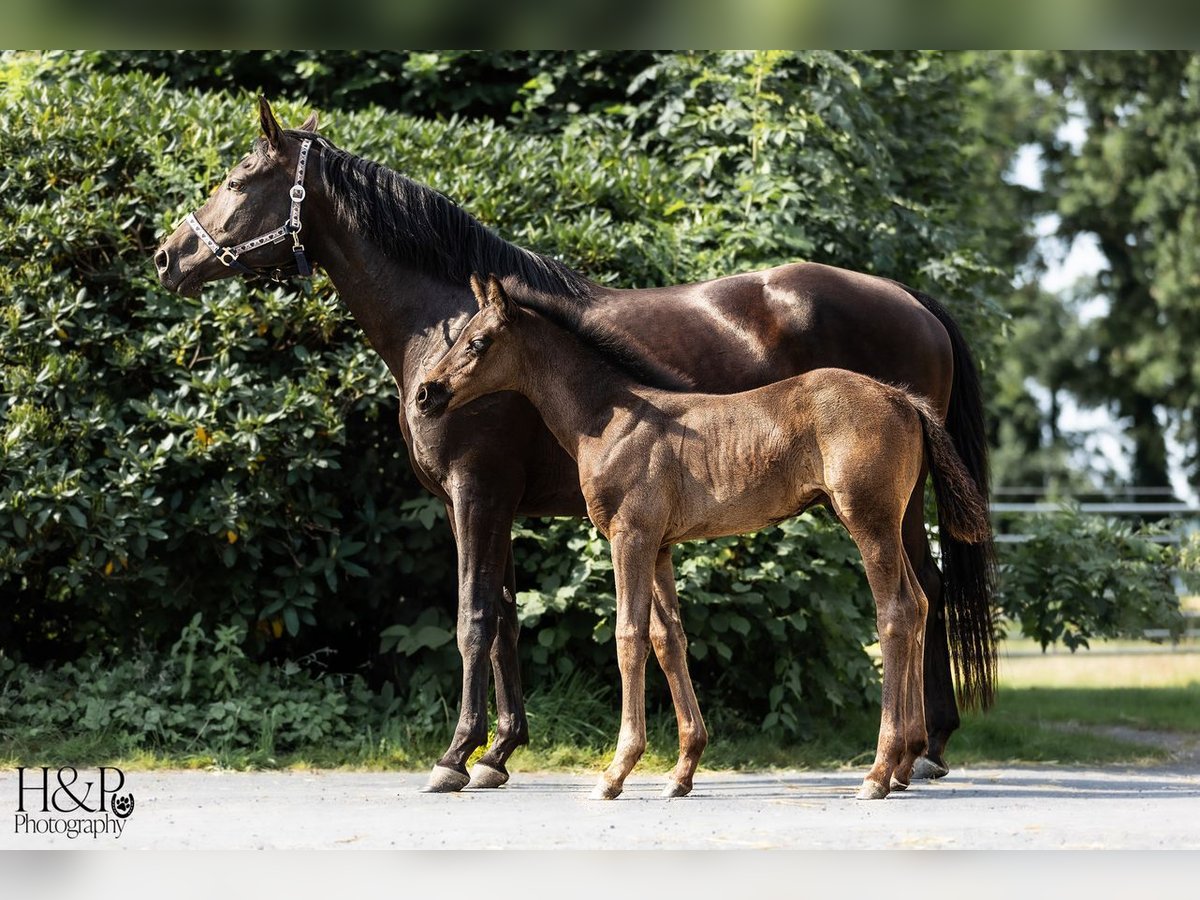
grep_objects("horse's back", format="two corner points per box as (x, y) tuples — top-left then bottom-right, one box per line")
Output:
(588, 262), (953, 404)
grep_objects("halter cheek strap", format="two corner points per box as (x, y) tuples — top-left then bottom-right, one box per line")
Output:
(185, 138), (313, 281)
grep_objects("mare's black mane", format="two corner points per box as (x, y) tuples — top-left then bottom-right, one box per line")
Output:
(289, 129), (593, 300)
(290, 129), (692, 391)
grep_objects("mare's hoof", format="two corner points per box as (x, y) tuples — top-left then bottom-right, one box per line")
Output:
(661, 780), (693, 798)
(420, 765), (470, 793)
(589, 780), (623, 800)
(889, 775), (910, 792)
(856, 779), (890, 801)
(468, 762), (510, 789)
(910, 756), (950, 781)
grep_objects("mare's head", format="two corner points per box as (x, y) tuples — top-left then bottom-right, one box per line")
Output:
(415, 274), (524, 417)
(154, 98), (319, 296)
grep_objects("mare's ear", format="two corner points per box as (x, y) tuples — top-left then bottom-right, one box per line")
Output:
(258, 97), (284, 151)
(468, 273), (488, 310)
(486, 275), (516, 322)
(298, 110), (320, 133)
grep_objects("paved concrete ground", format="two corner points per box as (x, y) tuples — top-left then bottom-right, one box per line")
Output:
(3, 765), (1198, 850)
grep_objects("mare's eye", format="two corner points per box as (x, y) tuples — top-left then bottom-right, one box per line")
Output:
(228, 180), (243, 192)
(469, 337), (490, 355)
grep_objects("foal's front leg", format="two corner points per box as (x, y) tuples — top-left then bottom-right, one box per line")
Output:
(591, 530), (658, 800)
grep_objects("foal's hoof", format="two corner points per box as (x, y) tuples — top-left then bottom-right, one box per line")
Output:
(855, 779), (890, 801)
(889, 775), (910, 792)
(661, 780), (693, 799)
(910, 756), (950, 781)
(420, 765), (470, 793)
(589, 779), (623, 800)
(468, 762), (510, 789)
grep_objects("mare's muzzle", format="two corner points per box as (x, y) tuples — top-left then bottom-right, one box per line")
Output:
(415, 380), (451, 417)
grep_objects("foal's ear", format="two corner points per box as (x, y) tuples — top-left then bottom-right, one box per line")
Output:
(486, 275), (516, 322)
(298, 110), (320, 134)
(468, 273), (488, 310)
(258, 97), (284, 151)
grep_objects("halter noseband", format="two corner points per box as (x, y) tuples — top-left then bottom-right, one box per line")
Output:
(185, 138), (314, 282)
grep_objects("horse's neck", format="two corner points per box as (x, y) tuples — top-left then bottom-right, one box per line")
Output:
(314, 227), (470, 400)
(514, 314), (656, 459)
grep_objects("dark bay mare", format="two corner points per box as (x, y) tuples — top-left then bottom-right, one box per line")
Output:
(417, 275), (994, 799)
(154, 99), (995, 792)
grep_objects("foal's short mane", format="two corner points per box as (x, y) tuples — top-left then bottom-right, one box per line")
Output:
(510, 287), (696, 392)
(288, 129), (594, 300)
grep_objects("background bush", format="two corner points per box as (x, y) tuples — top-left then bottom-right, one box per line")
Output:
(0, 51), (1187, 757)
(996, 508), (1187, 651)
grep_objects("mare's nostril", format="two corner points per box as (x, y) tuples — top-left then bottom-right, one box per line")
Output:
(415, 385), (430, 410)
(154, 249), (170, 276)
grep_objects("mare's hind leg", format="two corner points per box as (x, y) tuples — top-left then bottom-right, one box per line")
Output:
(902, 480), (959, 780)
(591, 530), (657, 800)
(844, 520), (928, 800)
(650, 549), (708, 798)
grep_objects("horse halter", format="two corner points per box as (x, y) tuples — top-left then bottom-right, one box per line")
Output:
(184, 138), (313, 281)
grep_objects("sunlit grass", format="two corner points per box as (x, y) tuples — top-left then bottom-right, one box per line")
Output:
(5, 643), (1198, 773)
(999, 640), (1200, 689)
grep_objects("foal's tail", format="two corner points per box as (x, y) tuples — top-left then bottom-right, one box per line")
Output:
(908, 394), (997, 711)
(909, 396), (991, 544)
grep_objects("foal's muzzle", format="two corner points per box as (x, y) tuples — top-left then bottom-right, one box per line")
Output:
(414, 381), (451, 417)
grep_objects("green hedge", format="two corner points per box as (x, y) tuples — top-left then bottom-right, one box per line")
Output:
(54, 51), (659, 128)
(997, 509), (1189, 651)
(2, 52), (1180, 754)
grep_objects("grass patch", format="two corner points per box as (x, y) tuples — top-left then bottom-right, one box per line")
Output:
(951, 685), (1200, 766)
(5, 653), (1198, 773)
(989, 684), (1200, 734)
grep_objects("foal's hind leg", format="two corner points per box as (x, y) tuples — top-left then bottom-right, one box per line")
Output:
(650, 549), (708, 798)
(902, 479), (958, 780)
(887, 555), (930, 792)
(845, 522), (927, 800)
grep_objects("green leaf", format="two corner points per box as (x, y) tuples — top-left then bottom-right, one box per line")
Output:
(411, 625), (453, 650)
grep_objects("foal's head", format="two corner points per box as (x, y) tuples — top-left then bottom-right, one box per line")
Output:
(415, 274), (524, 417)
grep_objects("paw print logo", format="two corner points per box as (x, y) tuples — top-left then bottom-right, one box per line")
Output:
(111, 794), (135, 819)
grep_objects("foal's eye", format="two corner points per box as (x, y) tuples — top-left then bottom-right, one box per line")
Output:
(228, 180), (243, 192)
(469, 337), (490, 355)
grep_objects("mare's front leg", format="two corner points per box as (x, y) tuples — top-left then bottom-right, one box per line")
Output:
(423, 487), (519, 792)
(591, 530), (658, 800)
(469, 547), (529, 788)
(651, 549), (708, 798)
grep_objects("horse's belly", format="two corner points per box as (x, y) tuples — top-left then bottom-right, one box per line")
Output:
(669, 481), (826, 543)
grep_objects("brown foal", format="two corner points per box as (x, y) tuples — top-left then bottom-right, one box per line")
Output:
(417, 275), (993, 800)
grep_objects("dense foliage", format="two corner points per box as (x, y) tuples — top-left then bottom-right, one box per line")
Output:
(997, 508), (1186, 651)
(0, 52), (1189, 758)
